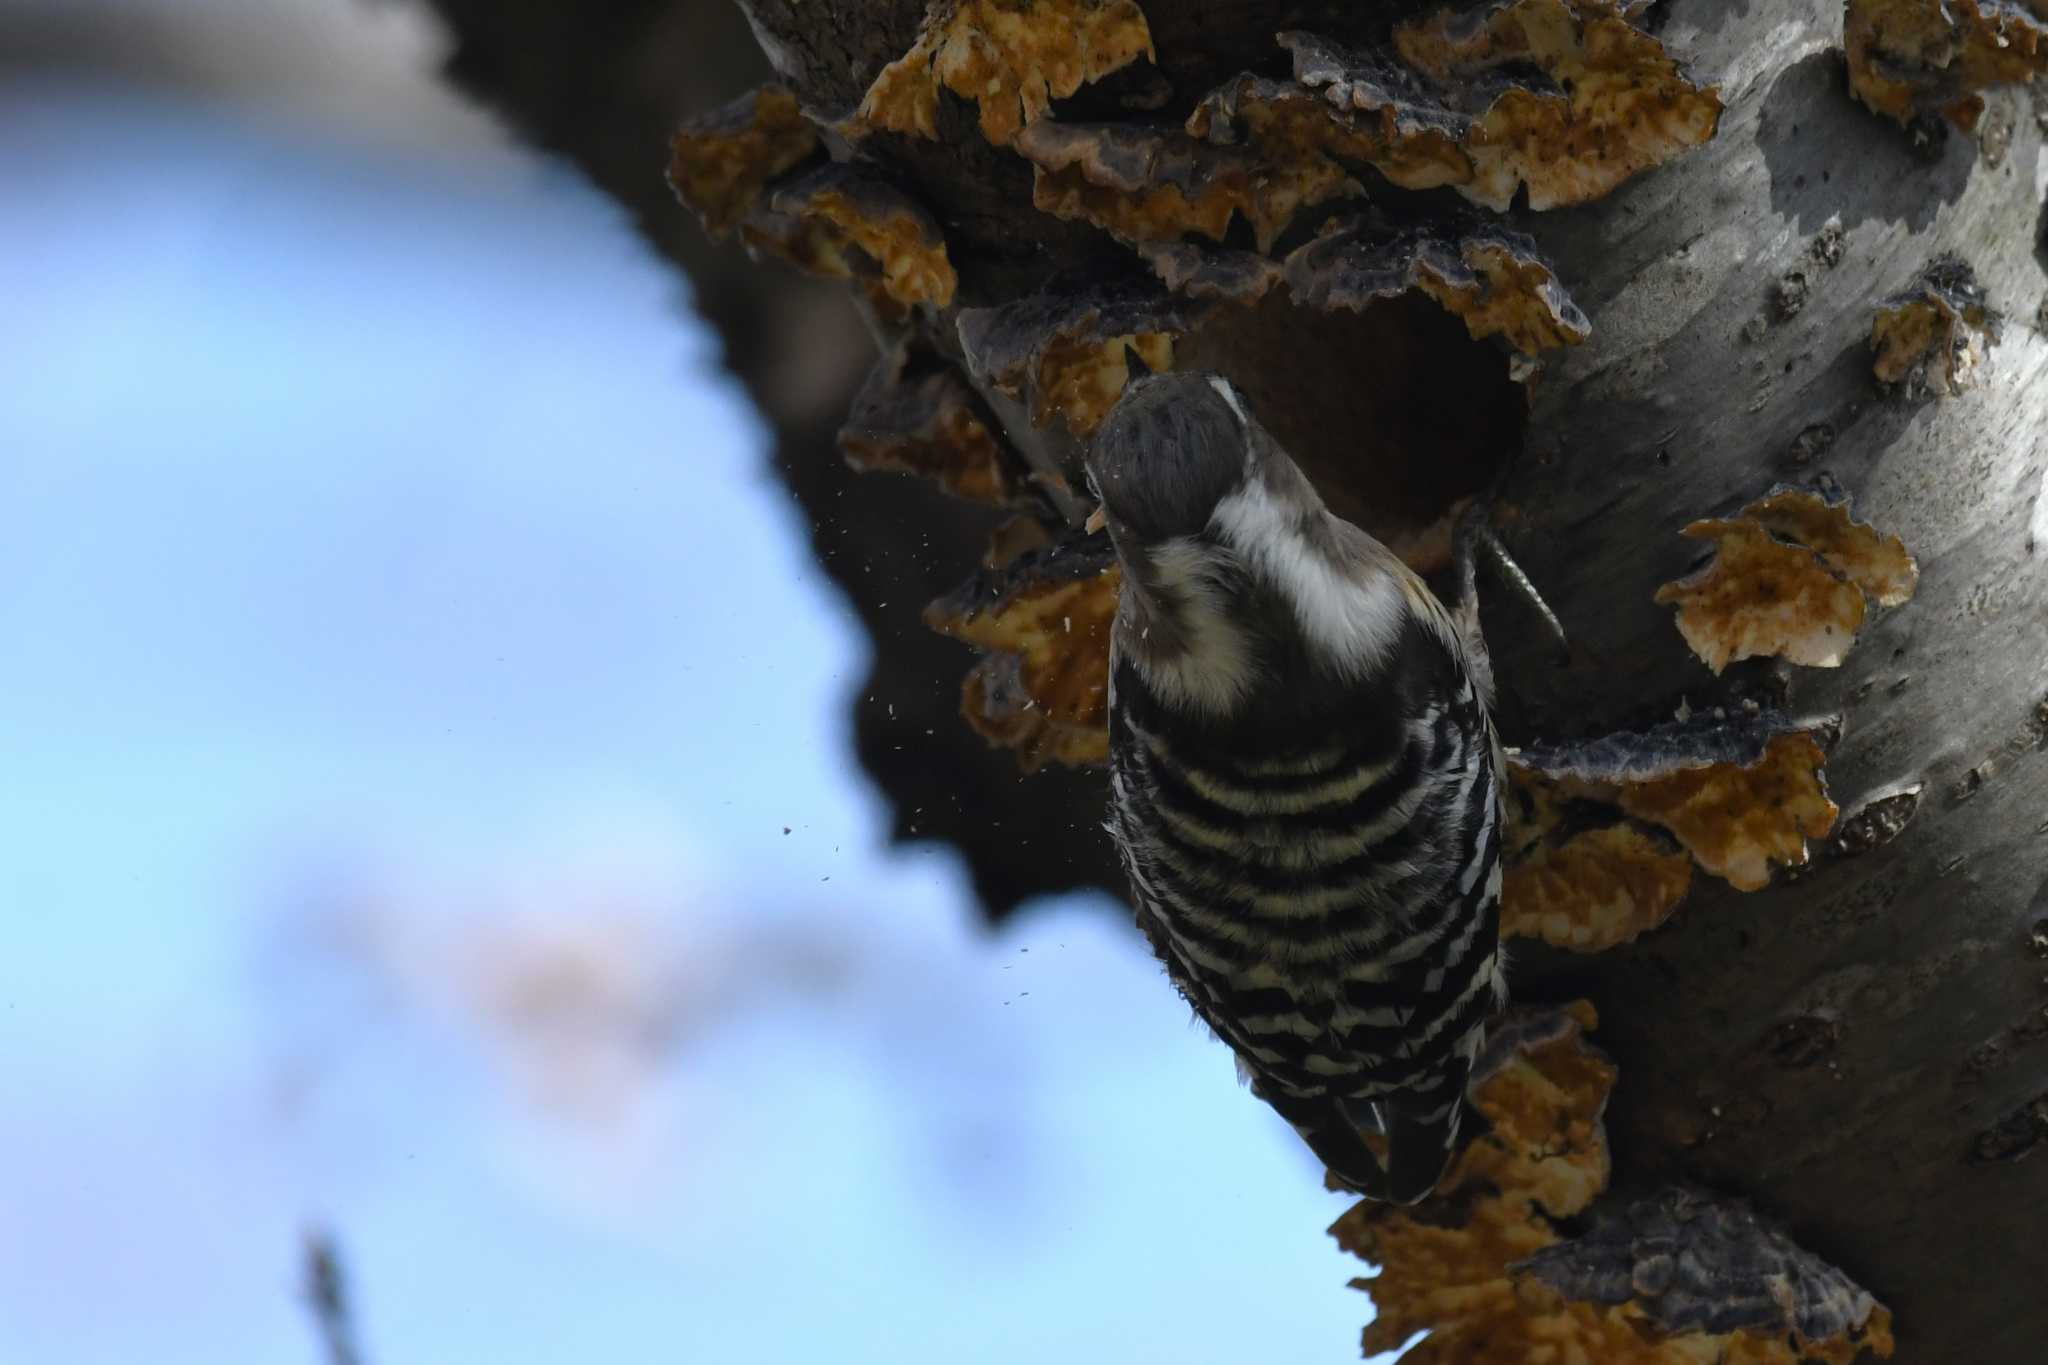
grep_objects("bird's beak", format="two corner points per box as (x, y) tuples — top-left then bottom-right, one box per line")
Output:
(1085, 504), (1108, 535)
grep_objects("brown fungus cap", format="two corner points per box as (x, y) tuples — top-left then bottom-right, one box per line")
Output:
(1870, 256), (2000, 398)
(1013, 119), (1359, 254)
(1281, 219), (1591, 356)
(1339, 1007), (1891, 1364)
(851, 0), (1156, 146)
(1512, 714), (1840, 897)
(1513, 1187), (1895, 1364)
(1846, 0), (2048, 133)
(839, 348), (1039, 507)
(1189, 7), (1720, 216)
(924, 533), (1119, 770)
(665, 85), (819, 239)
(1657, 485), (1919, 675)
(956, 282), (1197, 438)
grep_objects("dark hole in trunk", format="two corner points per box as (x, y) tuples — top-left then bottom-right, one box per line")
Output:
(1174, 289), (1521, 563)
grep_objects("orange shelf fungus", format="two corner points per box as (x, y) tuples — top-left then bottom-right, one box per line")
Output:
(1503, 715), (1840, 949)
(667, 88), (957, 316)
(1845, 0), (2048, 134)
(1139, 243), (1288, 303)
(924, 535), (1120, 770)
(1870, 256), (2000, 398)
(665, 85), (819, 239)
(1139, 221), (1591, 368)
(1281, 220), (1592, 357)
(1658, 486), (1919, 675)
(1013, 120), (1358, 254)
(1611, 731), (1839, 893)
(1190, 7), (1721, 216)
(1740, 489), (1919, 608)
(768, 165), (959, 311)
(1338, 1007), (1892, 1363)
(1502, 824), (1694, 952)
(1337, 1003), (1619, 1361)
(1659, 518), (1870, 672)
(726, 164), (961, 320)
(839, 349), (1038, 507)
(1388, 0), (1723, 210)
(957, 283), (1195, 438)
(1514, 1188), (1896, 1364)
(852, 0), (1155, 146)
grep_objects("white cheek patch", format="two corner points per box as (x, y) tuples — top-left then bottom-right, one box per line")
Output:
(1208, 375), (1248, 423)
(1205, 377), (1257, 479)
(1133, 536), (1261, 717)
(1211, 480), (1407, 677)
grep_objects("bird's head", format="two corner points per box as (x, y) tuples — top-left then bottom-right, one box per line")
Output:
(1084, 369), (1417, 719)
(1085, 370), (1305, 554)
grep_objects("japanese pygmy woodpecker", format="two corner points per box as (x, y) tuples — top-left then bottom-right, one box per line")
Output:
(1088, 370), (1512, 1204)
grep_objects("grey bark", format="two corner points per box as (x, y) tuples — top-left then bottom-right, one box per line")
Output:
(1498, 15), (2048, 1357)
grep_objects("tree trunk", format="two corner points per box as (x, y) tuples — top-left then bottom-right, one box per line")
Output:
(426, 0), (2048, 1359)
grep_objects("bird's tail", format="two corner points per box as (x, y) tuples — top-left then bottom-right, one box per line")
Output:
(1261, 1075), (1479, 1205)
(1373, 1078), (1471, 1206)
(1256, 1082), (1396, 1200)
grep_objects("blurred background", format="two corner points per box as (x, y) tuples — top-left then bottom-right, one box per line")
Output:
(0, 2), (1381, 1360)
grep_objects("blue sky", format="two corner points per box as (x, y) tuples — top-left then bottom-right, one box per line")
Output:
(0, 60), (1384, 1365)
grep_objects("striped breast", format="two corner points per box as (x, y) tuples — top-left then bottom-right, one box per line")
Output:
(1108, 656), (1505, 1104)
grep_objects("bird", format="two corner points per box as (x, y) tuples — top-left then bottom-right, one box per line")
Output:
(1085, 367), (1545, 1204)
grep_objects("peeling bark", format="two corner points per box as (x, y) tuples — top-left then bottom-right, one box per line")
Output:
(427, 0), (2048, 1359)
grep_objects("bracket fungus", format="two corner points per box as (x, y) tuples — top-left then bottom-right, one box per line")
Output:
(924, 533), (1119, 770)
(956, 282), (1194, 437)
(851, 0), (1156, 146)
(1388, 0), (1724, 209)
(1589, 728), (1838, 893)
(1507, 713), (1839, 946)
(1012, 120), (1359, 254)
(1502, 822), (1695, 953)
(1514, 1187), (1895, 1362)
(749, 164), (959, 313)
(1142, 220), (1590, 362)
(1190, 10), (1721, 215)
(1281, 219), (1592, 357)
(1337, 1002), (1619, 1362)
(1737, 488), (1920, 608)
(839, 347), (1039, 506)
(1845, 0), (2048, 135)
(1340, 1008), (1892, 1363)
(1657, 486), (1919, 675)
(1138, 242), (1287, 302)
(665, 85), (820, 238)
(1870, 256), (2000, 398)
(1189, 52), (1469, 204)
